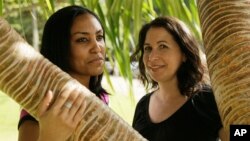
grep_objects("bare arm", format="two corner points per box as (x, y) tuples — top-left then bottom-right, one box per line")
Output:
(18, 120), (39, 141)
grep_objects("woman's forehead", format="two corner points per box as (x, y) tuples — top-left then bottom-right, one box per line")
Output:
(71, 14), (103, 34)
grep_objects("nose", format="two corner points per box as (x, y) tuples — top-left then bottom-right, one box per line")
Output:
(91, 40), (102, 53)
(148, 49), (159, 61)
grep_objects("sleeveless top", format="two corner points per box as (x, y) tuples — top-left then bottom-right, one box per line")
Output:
(132, 86), (222, 141)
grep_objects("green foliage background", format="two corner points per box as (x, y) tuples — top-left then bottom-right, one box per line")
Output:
(0, 0), (201, 94)
(0, 0), (201, 140)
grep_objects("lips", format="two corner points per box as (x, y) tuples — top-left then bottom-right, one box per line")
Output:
(148, 64), (165, 68)
(148, 64), (165, 71)
(88, 56), (104, 64)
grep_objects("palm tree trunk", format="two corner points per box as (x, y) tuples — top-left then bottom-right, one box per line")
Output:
(0, 18), (146, 141)
(197, 0), (250, 138)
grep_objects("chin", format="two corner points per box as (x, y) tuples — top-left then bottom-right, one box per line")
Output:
(150, 75), (162, 82)
(91, 70), (103, 76)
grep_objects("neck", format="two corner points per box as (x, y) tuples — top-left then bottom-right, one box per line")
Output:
(157, 79), (184, 100)
(69, 72), (90, 88)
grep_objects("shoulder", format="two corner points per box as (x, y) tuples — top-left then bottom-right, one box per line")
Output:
(96, 87), (109, 105)
(18, 109), (38, 129)
(132, 92), (152, 128)
(136, 92), (152, 108)
(133, 92), (151, 118)
(192, 85), (217, 109)
(99, 91), (109, 105)
(192, 85), (214, 103)
(191, 85), (222, 129)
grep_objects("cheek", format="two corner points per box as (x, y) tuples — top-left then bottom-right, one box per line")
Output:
(142, 54), (148, 64)
(99, 41), (106, 48)
(169, 55), (183, 70)
(142, 55), (147, 65)
(142, 55), (149, 71)
(70, 52), (88, 66)
(71, 50), (85, 59)
(142, 53), (149, 61)
(101, 47), (106, 55)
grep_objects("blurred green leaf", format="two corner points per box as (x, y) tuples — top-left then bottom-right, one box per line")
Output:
(45, 0), (54, 13)
(0, 0), (3, 16)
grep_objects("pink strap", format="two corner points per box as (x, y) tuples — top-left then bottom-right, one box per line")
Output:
(20, 109), (29, 119)
(101, 93), (109, 105)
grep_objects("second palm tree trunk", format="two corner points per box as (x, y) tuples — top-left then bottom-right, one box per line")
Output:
(197, 0), (250, 138)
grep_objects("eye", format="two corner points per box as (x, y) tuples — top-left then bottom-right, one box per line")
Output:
(97, 35), (104, 41)
(76, 37), (88, 42)
(159, 44), (168, 49)
(143, 46), (152, 52)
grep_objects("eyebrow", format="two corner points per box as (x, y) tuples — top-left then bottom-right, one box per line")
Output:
(72, 29), (103, 35)
(157, 40), (168, 44)
(144, 40), (168, 46)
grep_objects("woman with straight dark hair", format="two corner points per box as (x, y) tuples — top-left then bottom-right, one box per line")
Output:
(18, 5), (109, 141)
(132, 16), (227, 141)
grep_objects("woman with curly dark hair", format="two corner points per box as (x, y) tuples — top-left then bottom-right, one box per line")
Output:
(132, 16), (226, 141)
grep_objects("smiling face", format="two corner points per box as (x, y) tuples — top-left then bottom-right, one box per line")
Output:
(143, 27), (186, 83)
(69, 13), (105, 78)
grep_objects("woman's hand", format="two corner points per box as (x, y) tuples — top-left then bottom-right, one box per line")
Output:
(37, 87), (86, 141)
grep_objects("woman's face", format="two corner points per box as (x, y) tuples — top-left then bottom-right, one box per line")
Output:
(69, 13), (105, 77)
(143, 27), (186, 83)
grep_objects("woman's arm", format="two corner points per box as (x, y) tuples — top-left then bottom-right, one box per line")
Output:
(19, 88), (85, 141)
(18, 120), (39, 141)
(37, 89), (85, 141)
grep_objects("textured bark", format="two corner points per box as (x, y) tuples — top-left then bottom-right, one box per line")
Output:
(0, 18), (146, 141)
(197, 0), (250, 137)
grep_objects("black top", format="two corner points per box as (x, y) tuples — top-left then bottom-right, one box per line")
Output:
(132, 86), (222, 141)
